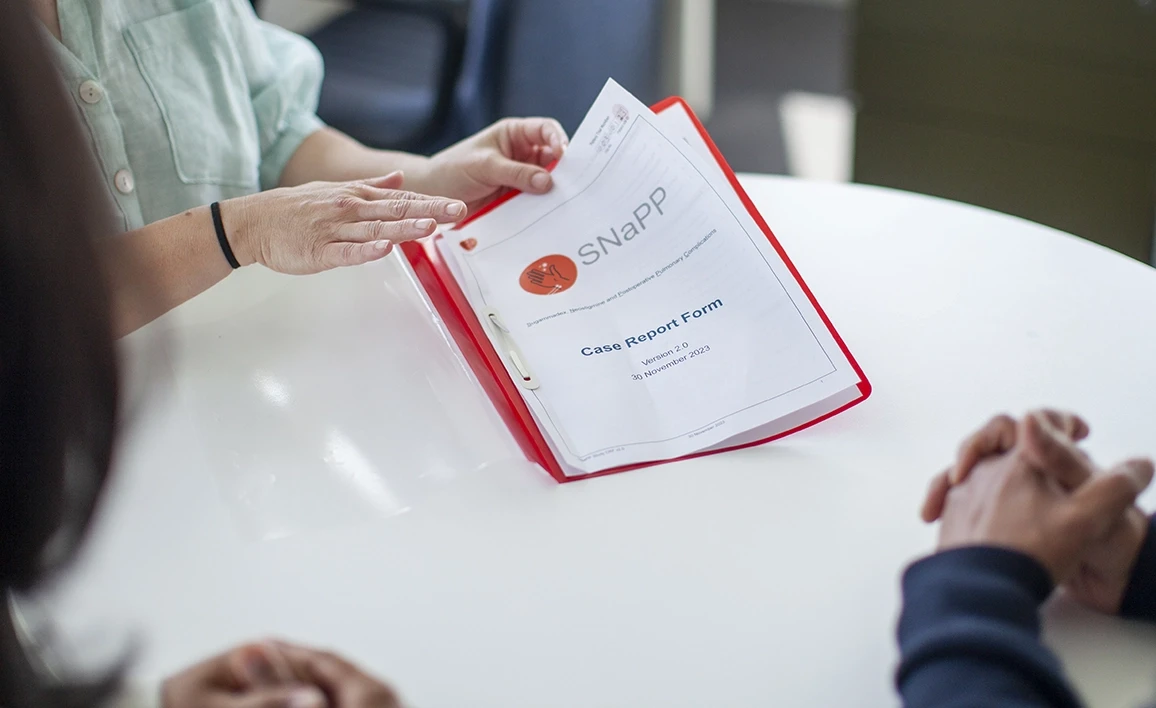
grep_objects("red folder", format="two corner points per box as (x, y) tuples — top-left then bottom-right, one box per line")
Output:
(400, 96), (871, 483)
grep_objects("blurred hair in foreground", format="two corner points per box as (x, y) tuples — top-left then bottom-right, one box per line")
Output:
(0, 1), (163, 706)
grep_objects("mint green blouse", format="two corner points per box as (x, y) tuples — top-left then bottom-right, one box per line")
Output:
(47, 0), (325, 230)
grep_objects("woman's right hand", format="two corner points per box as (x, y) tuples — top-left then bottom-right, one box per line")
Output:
(222, 171), (466, 274)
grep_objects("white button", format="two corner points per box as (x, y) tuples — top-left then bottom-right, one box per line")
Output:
(113, 169), (134, 195)
(78, 80), (104, 105)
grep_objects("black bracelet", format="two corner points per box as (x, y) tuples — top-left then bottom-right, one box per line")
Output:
(210, 201), (241, 269)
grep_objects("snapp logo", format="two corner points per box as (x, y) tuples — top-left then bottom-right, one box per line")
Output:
(519, 255), (578, 295)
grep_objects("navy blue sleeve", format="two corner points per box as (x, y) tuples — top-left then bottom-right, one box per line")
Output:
(897, 547), (1083, 708)
(1120, 517), (1156, 622)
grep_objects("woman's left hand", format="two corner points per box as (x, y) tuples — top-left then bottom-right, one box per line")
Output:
(412, 117), (569, 212)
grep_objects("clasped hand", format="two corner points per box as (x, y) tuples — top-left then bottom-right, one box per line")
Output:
(163, 641), (402, 708)
(923, 411), (1153, 613)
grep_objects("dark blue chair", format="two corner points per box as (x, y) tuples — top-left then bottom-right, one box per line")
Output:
(308, 0), (468, 151)
(308, 0), (664, 154)
(496, 1), (664, 135)
(424, 0), (508, 150)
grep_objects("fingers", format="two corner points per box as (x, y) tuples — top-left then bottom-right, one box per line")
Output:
(333, 192), (463, 250)
(505, 117), (569, 162)
(950, 411), (1088, 486)
(1021, 413), (1095, 490)
(164, 644), (326, 708)
(216, 685), (328, 708)
(273, 644), (403, 708)
(931, 409), (1090, 524)
(534, 145), (559, 167)
(487, 117), (568, 192)
(937, 410), (1089, 511)
(1064, 459), (1155, 542)
(303, 182), (457, 272)
(356, 197), (466, 223)
(534, 117), (569, 152)
(320, 239), (394, 269)
(1039, 410), (1090, 442)
(230, 643), (297, 689)
(355, 186), (445, 203)
(359, 171), (404, 191)
(532, 118), (569, 166)
(952, 414), (1017, 484)
(337, 216), (438, 245)
(921, 469), (952, 523)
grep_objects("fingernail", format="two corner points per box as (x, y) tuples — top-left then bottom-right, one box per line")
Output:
(288, 687), (327, 708)
(531, 172), (551, 190)
(374, 239), (391, 251)
(446, 202), (466, 217)
(414, 219), (435, 231)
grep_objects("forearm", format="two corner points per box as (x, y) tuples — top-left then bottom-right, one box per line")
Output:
(102, 205), (235, 337)
(897, 548), (1083, 708)
(279, 127), (431, 191)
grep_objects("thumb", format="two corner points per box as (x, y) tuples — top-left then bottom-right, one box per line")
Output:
(223, 685), (328, 708)
(361, 171), (405, 190)
(1065, 459), (1154, 541)
(483, 155), (553, 194)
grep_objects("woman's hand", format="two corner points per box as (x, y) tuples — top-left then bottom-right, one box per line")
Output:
(412, 118), (569, 212)
(224, 171), (466, 274)
(270, 642), (403, 708)
(162, 641), (403, 708)
(162, 643), (325, 708)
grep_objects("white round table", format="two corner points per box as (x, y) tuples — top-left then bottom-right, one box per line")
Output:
(42, 176), (1156, 707)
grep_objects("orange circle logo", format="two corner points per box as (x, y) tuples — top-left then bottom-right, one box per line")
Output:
(519, 255), (578, 295)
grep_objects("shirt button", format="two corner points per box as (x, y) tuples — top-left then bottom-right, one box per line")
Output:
(78, 80), (104, 105)
(113, 169), (135, 195)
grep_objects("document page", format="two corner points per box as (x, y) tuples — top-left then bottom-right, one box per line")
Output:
(440, 80), (861, 475)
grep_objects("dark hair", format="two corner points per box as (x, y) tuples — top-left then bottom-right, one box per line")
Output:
(0, 1), (123, 706)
